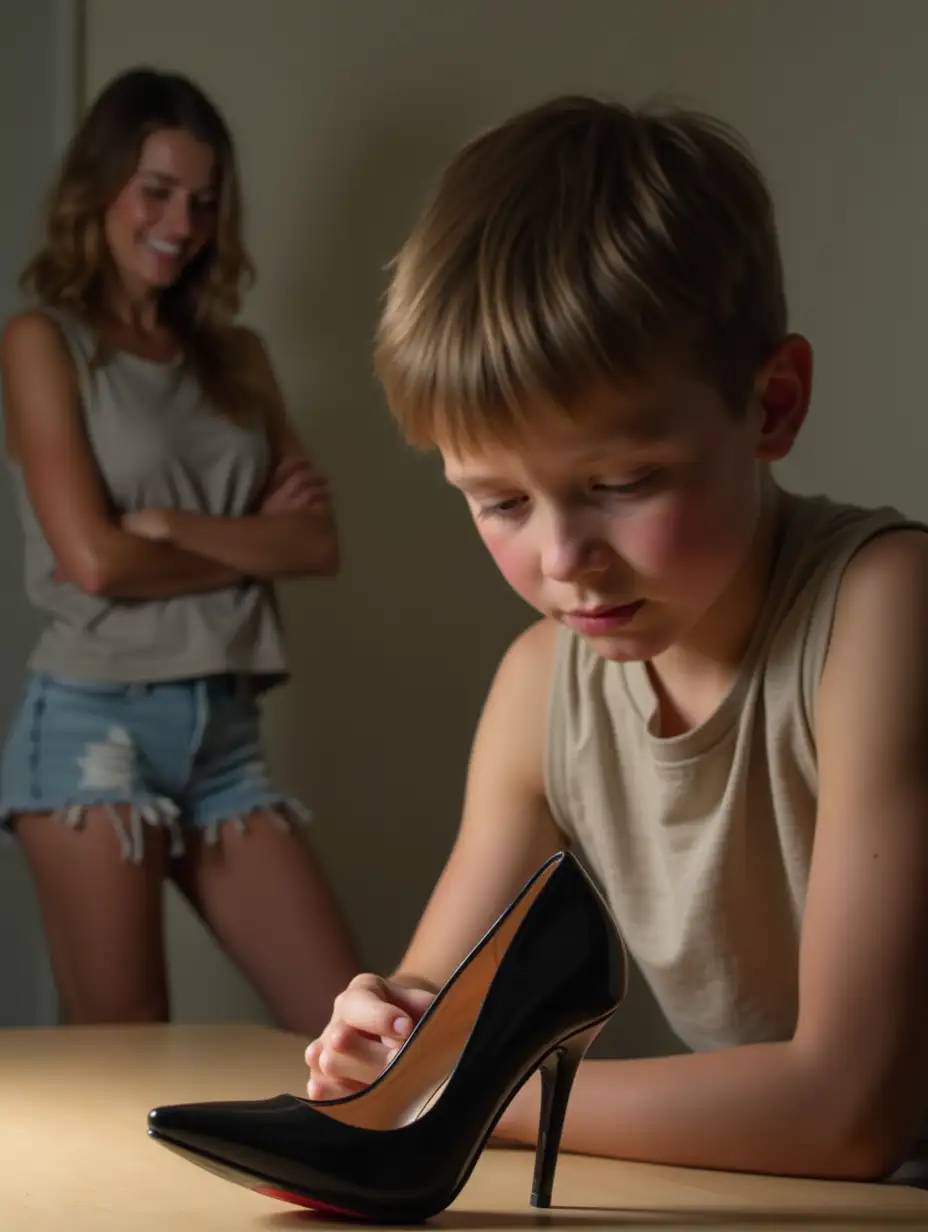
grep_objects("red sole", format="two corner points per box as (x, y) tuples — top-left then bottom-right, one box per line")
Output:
(254, 1185), (363, 1219)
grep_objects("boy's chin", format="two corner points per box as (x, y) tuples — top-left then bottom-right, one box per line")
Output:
(580, 635), (652, 663)
(570, 622), (678, 664)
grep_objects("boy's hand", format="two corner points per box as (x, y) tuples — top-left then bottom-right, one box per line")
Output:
(304, 973), (435, 1101)
(261, 455), (330, 516)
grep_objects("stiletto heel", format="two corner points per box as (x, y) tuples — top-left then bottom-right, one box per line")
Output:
(148, 851), (627, 1223)
(531, 1020), (603, 1209)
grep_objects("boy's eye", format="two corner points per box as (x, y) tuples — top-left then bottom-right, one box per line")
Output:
(142, 185), (171, 202)
(592, 471), (657, 496)
(477, 495), (527, 520)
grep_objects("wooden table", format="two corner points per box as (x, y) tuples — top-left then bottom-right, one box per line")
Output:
(2, 1024), (927, 1231)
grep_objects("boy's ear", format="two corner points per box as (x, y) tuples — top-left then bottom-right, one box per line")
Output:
(753, 334), (813, 462)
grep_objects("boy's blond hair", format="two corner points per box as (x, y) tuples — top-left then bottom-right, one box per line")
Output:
(375, 95), (786, 452)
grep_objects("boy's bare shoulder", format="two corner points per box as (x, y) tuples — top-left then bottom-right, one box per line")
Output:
(843, 524), (928, 578)
(830, 527), (928, 644)
(474, 618), (561, 788)
(495, 617), (560, 704)
(503, 615), (560, 663)
(820, 526), (928, 736)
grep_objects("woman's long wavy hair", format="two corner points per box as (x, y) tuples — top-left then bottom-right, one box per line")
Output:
(21, 67), (261, 419)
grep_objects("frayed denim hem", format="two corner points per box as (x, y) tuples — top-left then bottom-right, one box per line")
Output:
(196, 797), (313, 846)
(0, 795), (313, 863)
(0, 796), (182, 864)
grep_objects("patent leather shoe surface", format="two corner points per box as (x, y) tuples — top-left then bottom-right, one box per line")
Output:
(148, 850), (627, 1222)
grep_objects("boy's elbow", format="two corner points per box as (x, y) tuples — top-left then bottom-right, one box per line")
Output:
(826, 1124), (910, 1183)
(789, 1035), (918, 1182)
(808, 1089), (913, 1182)
(815, 1141), (899, 1184)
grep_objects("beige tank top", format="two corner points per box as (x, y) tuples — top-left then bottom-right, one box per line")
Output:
(10, 309), (288, 687)
(545, 493), (920, 1054)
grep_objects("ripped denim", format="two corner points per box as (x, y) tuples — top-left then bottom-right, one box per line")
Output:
(0, 673), (310, 863)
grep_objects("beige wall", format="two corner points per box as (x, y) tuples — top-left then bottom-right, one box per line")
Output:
(83, 0), (928, 1056)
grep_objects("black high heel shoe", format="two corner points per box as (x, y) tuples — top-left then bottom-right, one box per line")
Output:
(148, 851), (627, 1222)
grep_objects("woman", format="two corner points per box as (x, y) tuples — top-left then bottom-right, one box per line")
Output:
(0, 67), (360, 1032)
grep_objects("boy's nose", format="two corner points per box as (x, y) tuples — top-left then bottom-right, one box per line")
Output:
(541, 519), (611, 583)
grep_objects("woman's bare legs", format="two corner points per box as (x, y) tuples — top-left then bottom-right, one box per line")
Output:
(171, 813), (360, 1036)
(15, 808), (170, 1023)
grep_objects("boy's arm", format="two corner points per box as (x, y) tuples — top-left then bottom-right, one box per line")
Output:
(496, 530), (928, 1181)
(127, 330), (339, 580)
(394, 618), (565, 991)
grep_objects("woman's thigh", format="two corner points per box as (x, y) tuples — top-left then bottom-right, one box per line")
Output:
(16, 806), (170, 1023)
(0, 673), (183, 1023)
(172, 677), (360, 1034)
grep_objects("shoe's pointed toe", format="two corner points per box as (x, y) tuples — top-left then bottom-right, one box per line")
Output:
(147, 1101), (193, 1140)
(149, 1097), (243, 1149)
(148, 1099), (229, 1152)
(147, 1095), (384, 1218)
(148, 1095), (306, 1173)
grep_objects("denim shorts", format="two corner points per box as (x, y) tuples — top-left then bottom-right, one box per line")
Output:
(0, 673), (309, 863)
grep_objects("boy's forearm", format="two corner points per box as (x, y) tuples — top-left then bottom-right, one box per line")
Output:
(166, 509), (339, 579)
(495, 1043), (894, 1181)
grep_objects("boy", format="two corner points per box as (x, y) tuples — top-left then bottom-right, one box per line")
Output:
(305, 96), (928, 1181)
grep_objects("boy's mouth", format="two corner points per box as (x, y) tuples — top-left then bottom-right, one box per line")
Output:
(562, 601), (645, 635)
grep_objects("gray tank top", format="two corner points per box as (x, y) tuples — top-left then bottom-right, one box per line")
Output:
(10, 309), (287, 687)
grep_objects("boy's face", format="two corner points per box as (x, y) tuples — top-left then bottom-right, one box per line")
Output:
(442, 347), (808, 663)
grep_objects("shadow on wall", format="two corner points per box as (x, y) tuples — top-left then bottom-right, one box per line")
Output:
(265, 97), (533, 966)
(0, 0), (66, 1027)
(0, 477), (51, 1028)
(262, 95), (684, 1062)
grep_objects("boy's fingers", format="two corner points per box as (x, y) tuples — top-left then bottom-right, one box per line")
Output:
(316, 1038), (393, 1084)
(306, 1074), (363, 1102)
(329, 1023), (393, 1065)
(333, 987), (412, 1042)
